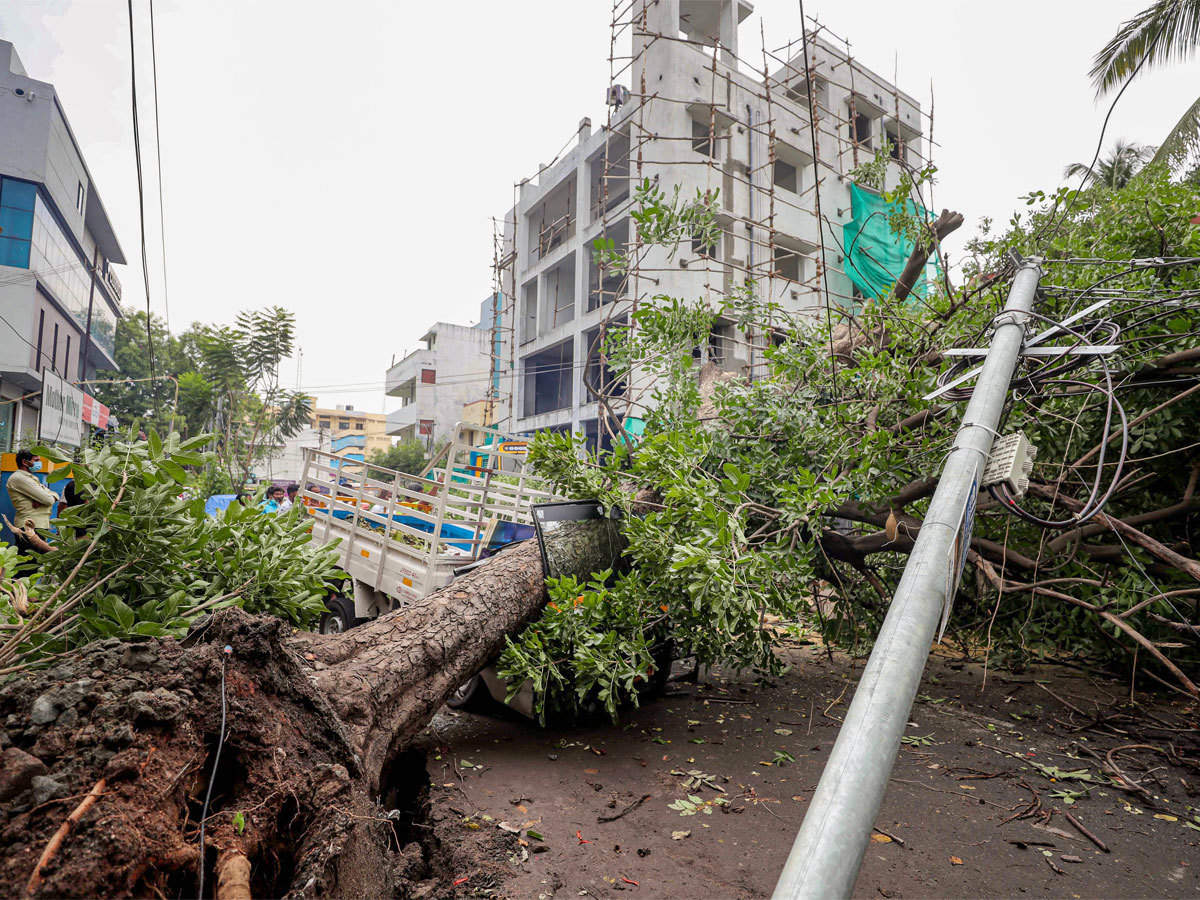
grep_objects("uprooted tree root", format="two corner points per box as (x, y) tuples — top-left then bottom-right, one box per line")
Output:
(0, 612), (515, 898)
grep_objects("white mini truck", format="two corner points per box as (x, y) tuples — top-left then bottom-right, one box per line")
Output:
(298, 423), (561, 713)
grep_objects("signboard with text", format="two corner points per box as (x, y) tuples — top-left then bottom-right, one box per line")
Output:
(38, 371), (84, 448)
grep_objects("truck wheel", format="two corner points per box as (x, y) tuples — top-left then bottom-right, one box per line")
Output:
(319, 595), (355, 635)
(446, 674), (482, 709)
(648, 639), (674, 697)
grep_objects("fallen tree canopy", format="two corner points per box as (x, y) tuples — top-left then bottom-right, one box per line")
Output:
(521, 163), (1200, 710)
(0, 541), (546, 898)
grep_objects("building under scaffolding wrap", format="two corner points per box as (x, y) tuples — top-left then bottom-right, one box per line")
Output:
(488, 0), (934, 449)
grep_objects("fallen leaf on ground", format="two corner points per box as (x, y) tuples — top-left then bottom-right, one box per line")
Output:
(671, 830), (691, 840)
(871, 833), (892, 843)
(949, 856), (963, 866)
(1154, 814), (1178, 822)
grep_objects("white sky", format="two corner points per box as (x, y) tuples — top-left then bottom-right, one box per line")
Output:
(1, 0), (1197, 414)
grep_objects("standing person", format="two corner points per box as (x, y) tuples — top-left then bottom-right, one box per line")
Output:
(6, 450), (58, 555)
(259, 484), (285, 514)
(278, 483), (297, 514)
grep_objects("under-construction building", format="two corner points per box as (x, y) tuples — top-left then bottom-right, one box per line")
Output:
(490, 0), (928, 447)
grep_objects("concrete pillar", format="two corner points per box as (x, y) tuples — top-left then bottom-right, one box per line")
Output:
(719, 0), (738, 65)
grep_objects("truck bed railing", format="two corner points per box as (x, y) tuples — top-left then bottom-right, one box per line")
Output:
(298, 423), (560, 601)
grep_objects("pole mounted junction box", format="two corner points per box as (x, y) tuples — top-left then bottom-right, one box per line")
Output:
(981, 431), (1037, 497)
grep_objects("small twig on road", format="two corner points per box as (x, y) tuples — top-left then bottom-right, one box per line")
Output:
(597, 793), (652, 823)
(1063, 811), (1109, 853)
(872, 826), (906, 846)
(1035, 681), (1087, 718)
(823, 684), (849, 720)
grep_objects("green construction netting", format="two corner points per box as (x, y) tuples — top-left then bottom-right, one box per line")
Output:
(841, 183), (930, 301)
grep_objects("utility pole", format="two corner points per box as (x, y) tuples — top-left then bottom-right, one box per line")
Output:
(772, 258), (1042, 900)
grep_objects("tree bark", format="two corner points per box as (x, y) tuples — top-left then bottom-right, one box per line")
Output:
(292, 540), (548, 789)
(893, 209), (964, 302)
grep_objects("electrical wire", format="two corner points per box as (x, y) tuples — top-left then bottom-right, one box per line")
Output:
(197, 644), (231, 900)
(1030, 13), (1168, 253)
(796, 0), (841, 416)
(126, 0), (157, 405)
(989, 307), (1130, 529)
(148, 0), (171, 336)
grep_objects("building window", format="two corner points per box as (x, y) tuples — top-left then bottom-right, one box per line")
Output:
(785, 76), (826, 109)
(418, 419), (434, 436)
(0, 177), (36, 269)
(30, 195), (92, 342)
(773, 246), (801, 282)
(853, 112), (873, 149)
(886, 130), (903, 162)
(420, 368), (436, 384)
(338, 419), (350, 430)
(691, 119), (716, 158)
(35, 309), (45, 372)
(51, 322), (59, 373)
(75, 181), (85, 214)
(691, 232), (718, 260)
(318, 418), (331, 429)
(64, 335), (71, 378)
(354, 422), (364, 431)
(773, 160), (798, 193)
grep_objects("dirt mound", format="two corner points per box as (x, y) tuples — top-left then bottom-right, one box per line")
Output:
(0, 611), (511, 898)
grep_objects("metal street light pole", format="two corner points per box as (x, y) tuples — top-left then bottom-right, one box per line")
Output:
(772, 258), (1042, 899)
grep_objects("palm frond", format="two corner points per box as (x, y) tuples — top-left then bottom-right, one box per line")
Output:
(1090, 0), (1200, 97)
(1148, 93), (1200, 171)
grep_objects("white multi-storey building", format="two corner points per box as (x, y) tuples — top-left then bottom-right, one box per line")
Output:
(492, 0), (923, 449)
(385, 303), (495, 449)
(0, 39), (126, 450)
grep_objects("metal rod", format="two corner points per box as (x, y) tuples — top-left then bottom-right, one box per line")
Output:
(771, 259), (1042, 900)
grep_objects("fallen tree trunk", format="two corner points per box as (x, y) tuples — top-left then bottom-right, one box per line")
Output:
(0, 540), (549, 897)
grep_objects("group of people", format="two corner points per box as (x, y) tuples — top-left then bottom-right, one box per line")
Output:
(259, 482), (298, 514)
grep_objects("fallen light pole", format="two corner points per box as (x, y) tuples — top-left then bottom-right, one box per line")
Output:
(772, 258), (1043, 899)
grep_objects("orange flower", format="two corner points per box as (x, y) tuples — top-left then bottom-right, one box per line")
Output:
(548, 602), (559, 611)
(574, 596), (583, 607)
(660, 604), (669, 613)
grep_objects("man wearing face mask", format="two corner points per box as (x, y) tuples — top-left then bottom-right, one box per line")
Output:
(6, 449), (59, 556)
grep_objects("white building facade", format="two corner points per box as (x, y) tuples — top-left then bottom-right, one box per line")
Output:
(385, 312), (494, 450)
(492, 0), (923, 449)
(0, 40), (125, 451)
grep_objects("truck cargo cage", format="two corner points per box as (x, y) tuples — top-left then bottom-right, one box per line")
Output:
(298, 423), (560, 614)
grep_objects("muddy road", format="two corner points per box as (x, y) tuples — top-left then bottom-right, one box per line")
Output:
(416, 643), (1200, 898)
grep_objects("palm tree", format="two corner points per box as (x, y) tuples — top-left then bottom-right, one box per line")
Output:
(1090, 0), (1200, 172)
(1064, 139), (1156, 188)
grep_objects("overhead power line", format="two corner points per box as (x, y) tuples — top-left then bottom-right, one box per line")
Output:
(126, 0), (157, 397)
(149, 0), (171, 336)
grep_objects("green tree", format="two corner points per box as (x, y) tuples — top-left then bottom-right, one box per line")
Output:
(1063, 139), (1155, 188)
(90, 310), (212, 438)
(367, 439), (427, 476)
(1091, 0), (1200, 171)
(503, 170), (1200, 719)
(0, 430), (343, 670)
(196, 308), (311, 492)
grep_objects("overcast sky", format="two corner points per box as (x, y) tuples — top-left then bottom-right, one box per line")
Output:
(1, 1), (1197, 414)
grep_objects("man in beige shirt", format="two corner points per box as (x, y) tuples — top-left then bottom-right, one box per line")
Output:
(6, 448), (58, 555)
